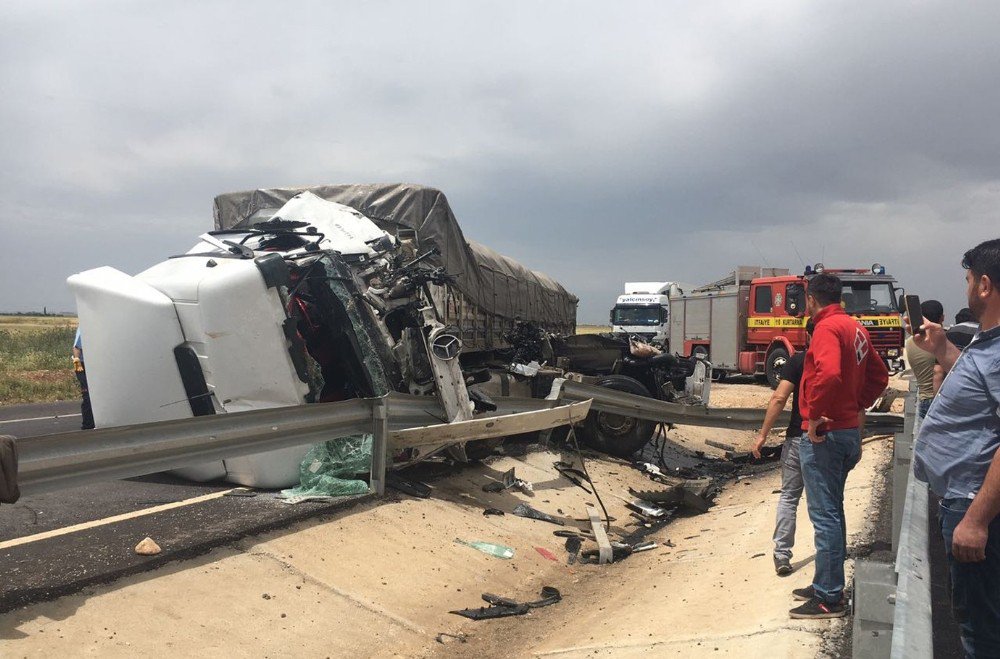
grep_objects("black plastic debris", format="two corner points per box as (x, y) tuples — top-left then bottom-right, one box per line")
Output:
(565, 536), (582, 565)
(387, 472), (432, 498)
(512, 503), (565, 526)
(581, 542), (633, 563)
(552, 461), (592, 494)
(450, 586), (562, 620)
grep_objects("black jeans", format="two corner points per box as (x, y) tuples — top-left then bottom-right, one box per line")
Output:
(939, 497), (1000, 658)
(76, 370), (95, 430)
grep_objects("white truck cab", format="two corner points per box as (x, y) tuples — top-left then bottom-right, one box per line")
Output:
(610, 282), (690, 348)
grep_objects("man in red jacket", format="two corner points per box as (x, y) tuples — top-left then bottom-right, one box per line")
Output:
(789, 273), (889, 619)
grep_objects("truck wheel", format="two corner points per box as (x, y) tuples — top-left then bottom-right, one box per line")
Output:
(765, 347), (789, 389)
(579, 375), (657, 458)
(463, 438), (504, 462)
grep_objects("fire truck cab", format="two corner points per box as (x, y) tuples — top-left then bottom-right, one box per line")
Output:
(744, 264), (904, 386)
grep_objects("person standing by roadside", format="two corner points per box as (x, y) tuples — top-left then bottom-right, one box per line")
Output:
(912, 238), (1000, 657)
(904, 299), (945, 419)
(947, 307), (980, 350)
(752, 320), (815, 577)
(788, 273), (889, 619)
(72, 328), (95, 430)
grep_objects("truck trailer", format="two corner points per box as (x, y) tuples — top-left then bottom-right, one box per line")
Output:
(668, 264), (905, 387)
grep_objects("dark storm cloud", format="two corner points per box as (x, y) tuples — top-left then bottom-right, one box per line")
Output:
(1, 1), (998, 321)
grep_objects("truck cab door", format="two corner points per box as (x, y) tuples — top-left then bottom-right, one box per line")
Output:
(747, 283), (775, 345)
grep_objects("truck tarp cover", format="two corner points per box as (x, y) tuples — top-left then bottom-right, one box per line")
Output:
(213, 184), (578, 328)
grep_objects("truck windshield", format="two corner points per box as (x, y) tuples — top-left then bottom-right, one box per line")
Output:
(612, 306), (663, 326)
(841, 282), (898, 314)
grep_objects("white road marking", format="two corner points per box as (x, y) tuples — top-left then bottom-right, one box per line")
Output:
(0, 413), (81, 425)
(0, 489), (235, 550)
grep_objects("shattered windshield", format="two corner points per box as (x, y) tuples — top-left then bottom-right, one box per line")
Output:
(841, 282), (897, 314)
(613, 306), (663, 326)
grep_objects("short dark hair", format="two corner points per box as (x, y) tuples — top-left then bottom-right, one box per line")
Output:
(961, 238), (1000, 287)
(807, 273), (842, 306)
(805, 319), (816, 334)
(920, 299), (944, 324)
(956, 307), (976, 324)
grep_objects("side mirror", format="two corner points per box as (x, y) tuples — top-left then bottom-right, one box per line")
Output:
(609, 311), (615, 325)
(897, 293), (906, 311)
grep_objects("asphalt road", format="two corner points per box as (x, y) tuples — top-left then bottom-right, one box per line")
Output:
(0, 401), (370, 613)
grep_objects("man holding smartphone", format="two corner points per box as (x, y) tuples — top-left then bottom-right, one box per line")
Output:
(789, 273), (889, 619)
(912, 238), (1000, 656)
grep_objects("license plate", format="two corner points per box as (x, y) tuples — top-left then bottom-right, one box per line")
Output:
(886, 349), (899, 357)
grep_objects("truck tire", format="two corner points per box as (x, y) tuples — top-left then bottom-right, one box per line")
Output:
(765, 347), (789, 389)
(579, 375), (657, 458)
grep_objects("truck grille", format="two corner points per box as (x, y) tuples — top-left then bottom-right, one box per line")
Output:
(869, 328), (903, 354)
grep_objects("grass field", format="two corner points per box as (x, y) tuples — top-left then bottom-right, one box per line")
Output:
(0, 315), (79, 405)
(576, 325), (611, 335)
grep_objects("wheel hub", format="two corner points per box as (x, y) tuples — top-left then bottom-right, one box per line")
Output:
(596, 412), (636, 435)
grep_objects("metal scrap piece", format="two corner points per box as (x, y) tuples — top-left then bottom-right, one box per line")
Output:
(512, 503), (565, 526)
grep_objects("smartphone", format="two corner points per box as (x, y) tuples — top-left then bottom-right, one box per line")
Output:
(904, 295), (924, 335)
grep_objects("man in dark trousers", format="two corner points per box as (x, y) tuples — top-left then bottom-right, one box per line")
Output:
(789, 273), (889, 619)
(72, 328), (95, 430)
(752, 320), (814, 577)
(913, 238), (1000, 656)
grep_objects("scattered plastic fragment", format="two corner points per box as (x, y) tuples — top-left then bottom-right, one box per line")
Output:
(535, 547), (558, 561)
(482, 467), (533, 495)
(450, 586), (561, 620)
(387, 472), (431, 498)
(454, 539), (515, 559)
(512, 503), (564, 526)
(565, 536), (582, 565)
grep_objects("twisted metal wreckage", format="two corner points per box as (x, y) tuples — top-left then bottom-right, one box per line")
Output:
(0, 185), (902, 524)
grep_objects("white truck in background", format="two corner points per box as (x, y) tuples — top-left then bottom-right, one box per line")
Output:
(610, 282), (691, 348)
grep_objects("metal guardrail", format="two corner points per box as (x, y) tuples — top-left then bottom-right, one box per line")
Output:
(7, 392), (577, 499)
(6, 381), (904, 503)
(853, 382), (934, 659)
(557, 379), (904, 433)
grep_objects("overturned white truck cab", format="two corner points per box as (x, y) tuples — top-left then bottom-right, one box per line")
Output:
(70, 185), (705, 488)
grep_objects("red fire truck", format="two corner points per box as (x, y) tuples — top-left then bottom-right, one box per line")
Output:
(668, 264), (905, 387)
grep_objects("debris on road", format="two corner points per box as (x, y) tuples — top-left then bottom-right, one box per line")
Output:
(512, 503), (564, 526)
(565, 536), (582, 564)
(386, 472), (432, 498)
(450, 586), (561, 620)
(482, 467), (533, 495)
(454, 539), (515, 559)
(534, 547), (558, 561)
(134, 537), (161, 556)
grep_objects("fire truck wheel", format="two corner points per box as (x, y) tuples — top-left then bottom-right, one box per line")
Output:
(765, 347), (789, 389)
(579, 375), (657, 458)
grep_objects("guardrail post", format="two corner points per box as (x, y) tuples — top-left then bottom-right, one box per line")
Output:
(370, 397), (388, 496)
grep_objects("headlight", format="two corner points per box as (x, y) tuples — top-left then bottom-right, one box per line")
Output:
(887, 349), (899, 357)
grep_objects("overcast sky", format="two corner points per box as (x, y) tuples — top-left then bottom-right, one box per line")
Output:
(2, 1), (998, 323)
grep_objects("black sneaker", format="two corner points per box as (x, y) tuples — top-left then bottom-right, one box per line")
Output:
(793, 586), (848, 604)
(789, 597), (846, 619)
(792, 585), (816, 601)
(774, 555), (793, 576)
